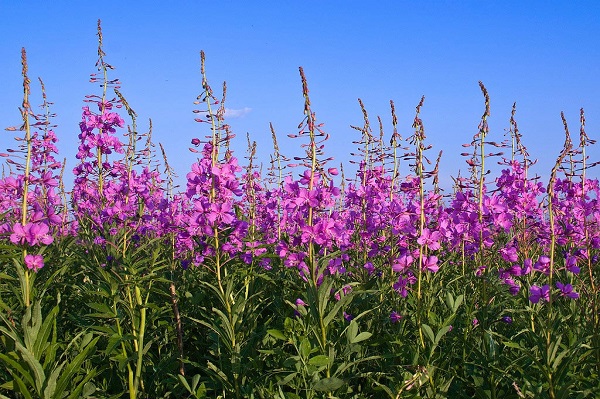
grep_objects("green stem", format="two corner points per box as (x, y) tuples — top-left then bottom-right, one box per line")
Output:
(114, 299), (135, 399)
(20, 48), (32, 308)
(133, 286), (146, 397)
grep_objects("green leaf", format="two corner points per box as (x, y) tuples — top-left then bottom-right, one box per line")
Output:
(346, 320), (358, 342)
(178, 374), (192, 392)
(317, 279), (334, 317)
(66, 369), (98, 399)
(0, 272), (16, 280)
(105, 333), (134, 356)
(80, 332), (94, 349)
(548, 335), (563, 365)
(323, 293), (352, 328)
(54, 336), (100, 398)
(299, 338), (311, 360)
(351, 331), (372, 344)
(11, 374), (33, 399)
(14, 341), (45, 394)
(503, 341), (522, 349)
(0, 352), (35, 388)
(308, 355), (330, 366)
(434, 325), (452, 345)
(191, 374), (201, 392)
(86, 302), (117, 318)
(82, 382), (97, 397)
(23, 302), (42, 352)
(333, 355), (381, 376)
(267, 329), (287, 341)
(313, 377), (345, 392)
(42, 362), (64, 398)
(34, 304), (59, 362)
(453, 294), (464, 312)
(277, 372), (298, 386)
(445, 292), (454, 310)
(421, 324), (435, 344)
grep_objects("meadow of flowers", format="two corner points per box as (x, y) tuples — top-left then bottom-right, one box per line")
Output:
(1, 21), (599, 399)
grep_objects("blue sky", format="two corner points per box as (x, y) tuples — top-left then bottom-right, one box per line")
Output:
(1, 1), (599, 191)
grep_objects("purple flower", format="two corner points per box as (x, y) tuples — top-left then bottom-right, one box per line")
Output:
(565, 255), (580, 274)
(392, 253), (413, 273)
(501, 316), (513, 324)
(393, 276), (411, 297)
(259, 258), (272, 270)
(24, 254), (44, 272)
(10, 222), (54, 246)
(363, 262), (375, 275)
(533, 256), (550, 275)
(422, 255), (439, 273)
(390, 311), (402, 324)
(556, 282), (579, 299)
(207, 202), (234, 226)
(508, 265), (522, 276)
(327, 257), (345, 275)
(417, 228), (441, 250)
(9, 223), (28, 245)
(508, 283), (521, 296)
(500, 246), (518, 263)
(522, 258), (533, 275)
(343, 312), (353, 322)
(241, 252), (253, 264)
(529, 284), (550, 304)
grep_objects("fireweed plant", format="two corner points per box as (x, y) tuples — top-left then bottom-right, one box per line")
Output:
(1, 21), (600, 398)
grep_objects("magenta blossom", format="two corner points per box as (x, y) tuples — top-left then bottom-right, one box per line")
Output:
(24, 254), (44, 272)
(533, 256), (550, 275)
(392, 253), (413, 273)
(565, 255), (581, 274)
(417, 228), (442, 250)
(422, 255), (439, 273)
(390, 311), (403, 324)
(556, 282), (579, 299)
(363, 262), (375, 275)
(522, 258), (533, 275)
(10, 222), (54, 246)
(500, 246), (518, 263)
(529, 284), (550, 304)
(206, 202), (234, 226)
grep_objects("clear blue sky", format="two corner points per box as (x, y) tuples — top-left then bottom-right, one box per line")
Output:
(1, 1), (599, 190)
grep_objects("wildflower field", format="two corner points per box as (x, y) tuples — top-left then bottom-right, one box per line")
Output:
(1, 21), (599, 399)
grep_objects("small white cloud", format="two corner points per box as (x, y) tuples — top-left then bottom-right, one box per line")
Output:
(224, 107), (252, 118)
